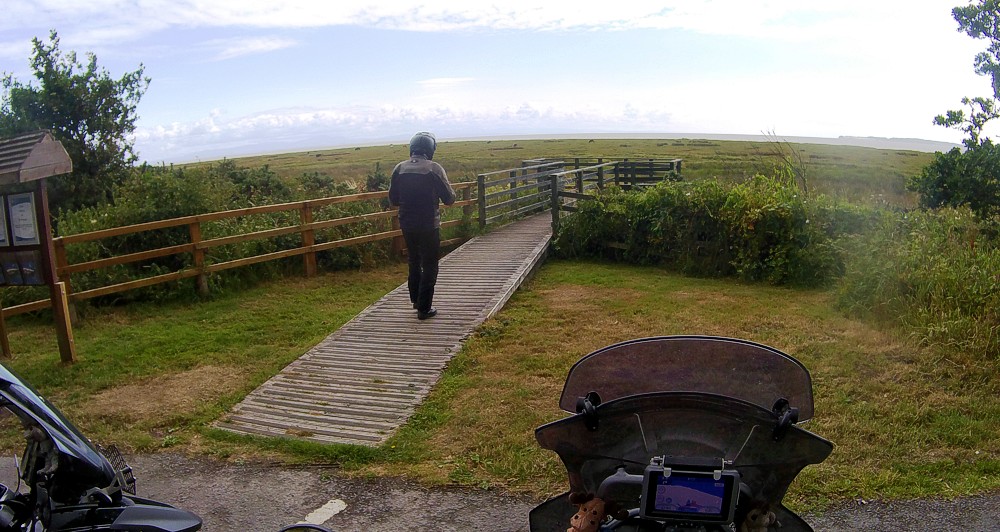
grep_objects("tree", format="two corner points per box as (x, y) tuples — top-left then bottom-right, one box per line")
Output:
(934, 0), (1000, 144)
(910, 1), (1000, 215)
(0, 30), (150, 212)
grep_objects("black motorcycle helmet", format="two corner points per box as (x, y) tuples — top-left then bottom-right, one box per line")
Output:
(409, 131), (436, 159)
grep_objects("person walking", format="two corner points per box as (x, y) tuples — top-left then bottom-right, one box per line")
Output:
(388, 132), (456, 320)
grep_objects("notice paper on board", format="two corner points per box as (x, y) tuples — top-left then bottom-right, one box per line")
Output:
(8, 193), (39, 246)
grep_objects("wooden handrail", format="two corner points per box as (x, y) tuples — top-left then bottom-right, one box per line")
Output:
(3, 181), (479, 319)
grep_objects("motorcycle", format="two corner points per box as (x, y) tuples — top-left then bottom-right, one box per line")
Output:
(529, 336), (833, 532)
(0, 364), (202, 531)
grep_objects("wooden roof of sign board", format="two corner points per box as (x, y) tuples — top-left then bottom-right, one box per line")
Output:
(0, 130), (73, 185)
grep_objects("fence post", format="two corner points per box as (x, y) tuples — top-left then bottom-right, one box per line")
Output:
(550, 174), (560, 232)
(0, 301), (10, 358)
(51, 282), (76, 362)
(52, 237), (78, 324)
(189, 222), (209, 296)
(391, 212), (405, 258)
(509, 170), (518, 213)
(576, 170), (584, 193)
(461, 185), (472, 227)
(477, 174), (487, 230)
(614, 161), (621, 187)
(300, 203), (317, 277)
(597, 158), (604, 190)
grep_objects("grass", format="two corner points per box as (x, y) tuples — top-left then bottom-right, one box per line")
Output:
(206, 138), (934, 207)
(360, 259), (1000, 513)
(2, 258), (997, 514)
(1, 138), (986, 514)
(0, 263), (407, 454)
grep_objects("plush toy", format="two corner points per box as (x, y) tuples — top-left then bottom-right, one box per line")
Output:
(24, 424), (59, 475)
(567, 493), (621, 532)
(739, 506), (777, 532)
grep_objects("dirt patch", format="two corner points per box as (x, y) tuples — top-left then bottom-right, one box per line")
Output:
(539, 285), (645, 311)
(79, 365), (250, 423)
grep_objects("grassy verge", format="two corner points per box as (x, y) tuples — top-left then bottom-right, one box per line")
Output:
(365, 259), (1000, 512)
(1, 259), (997, 513)
(0, 263), (407, 455)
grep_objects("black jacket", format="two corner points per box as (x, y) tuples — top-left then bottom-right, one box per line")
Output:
(388, 155), (456, 231)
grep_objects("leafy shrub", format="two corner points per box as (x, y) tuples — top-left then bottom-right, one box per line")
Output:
(908, 140), (1000, 218)
(721, 173), (842, 285)
(37, 161), (393, 309)
(55, 164), (236, 303)
(553, 171), (862, 287)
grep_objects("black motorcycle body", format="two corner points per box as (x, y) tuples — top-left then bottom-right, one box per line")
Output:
(529, 336), (832, 532)
(0, 364), (201, 531)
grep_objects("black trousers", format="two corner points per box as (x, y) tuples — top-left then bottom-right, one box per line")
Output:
(403, 228), (440, 313)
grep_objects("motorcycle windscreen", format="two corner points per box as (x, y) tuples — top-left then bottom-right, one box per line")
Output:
(535, 393), (831, 522)
(558, 336), (815, 421)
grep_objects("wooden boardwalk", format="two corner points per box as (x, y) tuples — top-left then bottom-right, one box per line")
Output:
(214, 213), (552, 446)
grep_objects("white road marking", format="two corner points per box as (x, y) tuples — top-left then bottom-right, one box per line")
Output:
(301, 498), (348, 525)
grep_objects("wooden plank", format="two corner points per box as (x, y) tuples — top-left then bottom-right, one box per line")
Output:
(215, 211), (553, 446)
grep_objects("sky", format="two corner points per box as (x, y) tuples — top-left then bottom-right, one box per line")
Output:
(0, 1), (993, 163)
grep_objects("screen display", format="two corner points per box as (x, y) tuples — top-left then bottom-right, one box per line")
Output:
(641, 467), (738, 523)
(652, 472), (726, 516)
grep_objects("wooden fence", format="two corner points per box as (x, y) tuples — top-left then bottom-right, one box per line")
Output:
(2, 157), (681, 319)
(475, 161), (564, 228)
(529, 157), (683, 189)
(2, 184), (477, 318)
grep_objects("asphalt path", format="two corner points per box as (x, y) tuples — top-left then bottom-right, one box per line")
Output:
(3, 453), (998, 531)
(127, 454), (998, 532)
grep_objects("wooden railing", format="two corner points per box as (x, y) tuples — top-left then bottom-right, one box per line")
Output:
(476, 161), (564, 228)
(536, 158), (683, 189)
(548, 162), (618, 229)
(3, 157), (681, 319)
(2, 183), (476, 318)
(489, 158), (683, 230)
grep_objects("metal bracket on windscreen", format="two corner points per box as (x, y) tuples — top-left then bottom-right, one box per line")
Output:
(771, 398), (800, 441)
(575, 391), (602, 432)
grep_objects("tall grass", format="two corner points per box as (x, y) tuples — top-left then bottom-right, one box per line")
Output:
(836, 207), (1000, 365)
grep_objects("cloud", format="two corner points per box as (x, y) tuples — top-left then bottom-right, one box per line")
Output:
(203, 36), (299, 61)
(417, 77), (476, 89)
(133, 101), (676, 162)
(5, 1), (936, 41)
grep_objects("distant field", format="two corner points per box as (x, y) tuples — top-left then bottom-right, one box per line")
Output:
(218, 138), (937, 207)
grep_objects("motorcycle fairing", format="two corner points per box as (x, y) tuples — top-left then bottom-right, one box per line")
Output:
(0, 364), (116, 492)
(533, 392), (832, 531)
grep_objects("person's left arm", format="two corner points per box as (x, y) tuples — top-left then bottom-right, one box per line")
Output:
(434, 164), (456, 205)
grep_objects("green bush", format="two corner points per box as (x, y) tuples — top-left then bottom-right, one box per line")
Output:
(35, 161), (394, 309)
(908, 140), (1000, 218)
(54, 164), (236, 303)
(553, 172), (859, 286)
